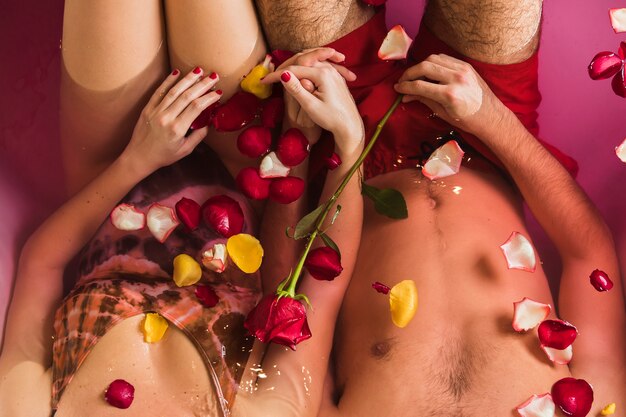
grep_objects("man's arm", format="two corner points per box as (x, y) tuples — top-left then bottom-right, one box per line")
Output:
(0, 69), (220, 417)
(395, 53), (625, 407)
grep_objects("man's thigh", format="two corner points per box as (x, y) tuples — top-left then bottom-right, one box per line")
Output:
(422, 0), (542, 64)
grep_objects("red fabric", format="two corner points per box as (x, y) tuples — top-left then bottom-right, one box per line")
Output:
(310, 10), (578, 179)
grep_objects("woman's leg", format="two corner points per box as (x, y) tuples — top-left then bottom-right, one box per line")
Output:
(60, 0), (169, 194)
(164, 0), (267, 178)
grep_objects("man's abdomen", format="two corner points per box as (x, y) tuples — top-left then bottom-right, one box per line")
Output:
(334, 168), (571, 416)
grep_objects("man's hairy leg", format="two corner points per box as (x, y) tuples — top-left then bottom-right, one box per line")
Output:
(255, 0), (374, 50)
(423, 0), (542, 64)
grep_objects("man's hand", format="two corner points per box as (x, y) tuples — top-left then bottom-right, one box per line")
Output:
(394, 54), (507, 136)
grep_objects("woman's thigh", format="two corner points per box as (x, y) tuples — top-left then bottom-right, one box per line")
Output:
(60, 0), (169, 194)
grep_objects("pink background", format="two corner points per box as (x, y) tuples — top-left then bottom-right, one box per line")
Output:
(1, 0), (625, 339)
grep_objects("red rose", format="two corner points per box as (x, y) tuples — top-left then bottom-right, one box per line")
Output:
(304, 247), (343, 281)
(244, 294), (312, 350)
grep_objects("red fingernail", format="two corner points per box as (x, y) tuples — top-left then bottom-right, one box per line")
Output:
(172, 69), (180, 76)
(216, 89), (223, 95)
(281, 72), (291, 82)
(209, 72), (218, 79)
(193, 67), (202, 74)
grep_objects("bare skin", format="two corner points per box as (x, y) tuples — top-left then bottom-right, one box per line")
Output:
(256, 1), (626, 416)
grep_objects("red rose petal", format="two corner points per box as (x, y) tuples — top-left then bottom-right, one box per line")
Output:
(551, 378), (594, 417)
(611, 66), (626, 98)
(516, 393), (556, 417)
(378, 25), (413, 61)
(372, 281), (391, 295)
(175, 197), (201, 232)
(105, 379), (135, 409)
(195, 285), (220, 307)
(201, 195), (244, 238)
(304, 247), (343, 281)
(325, 152), (342, 170)
(588, 51), (623, 80)
(589, 269), (614, 292)
(276, 128), (310, 167)
(270, 50), (295, 67)
(237, 126), (272, 158)
(269, 176), (305, 204)
(538, 319), (578, 350)
(190, 101), (220, 130)
(512, 298), (552, 332)
(110, 203), (145, 231)
(261, 96), (285, 128)
(244, 293), (311, 350)
(361, 0), (387, 5)
(619, 41), (626, 60)
(236, 167), (271, 200)
(211, 91), (261, 132)
(146, 203), (180, 243)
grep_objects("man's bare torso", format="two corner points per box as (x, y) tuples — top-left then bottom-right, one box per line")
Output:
(331, 167), (572, 416)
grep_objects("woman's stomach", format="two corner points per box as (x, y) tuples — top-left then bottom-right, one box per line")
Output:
(333, 168), (571, 417)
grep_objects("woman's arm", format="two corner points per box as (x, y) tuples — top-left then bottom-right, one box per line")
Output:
(395, 53), (626, 406)
(0, 68), (221, 417)
(235, 62), (364, 417)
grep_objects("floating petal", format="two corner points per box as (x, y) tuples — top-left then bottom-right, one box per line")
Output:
(512, 298), (551, 332)
(389, 280), (418, 328)
(589, 269), (614, 292)
(588, 51), (623, 80)
(609, 8), (626, 33)
(269, 176), (305, 204)
(551, 378), (594, 417)
(325, 152), (342, 170)
(105, 379), (135, 409)
(372, 281), (391, 295)
(276, 128), (310, 167)
(227, 233), (264, 274)
(615, 138), (626, 163)
(611, 66), (626, 98)
(142, 313), (168, 343)
(260, 152), (291, 179)
(240, 54), (274, 99)
(601, 403), (616, 415)
(237, 126), (272, 158)
(175, 197), (201, 232)
(378, 25), (413, 61)
(362, 0), (387, 5)
(541, 345), (573, 365)
(236, 167), (271, 200)
(538, 319), (578, 349)
(146, 204), (179, 243)
(261, 96), (285, 128)
(619, 41), (626, 60)
(173, 254), (202, 287)
(195, 285), (220, 308)
(211, 91), (261, 132)
(516, 393), (556, 417)
(110, 203), (145, 231)
(190, 101), (220, 130)
(304, 247), (343, 281)
(422, 140), (465, 180)
(201, 243), (228, 273)
(201, 195), (244, 238)
(500, 232), (537, 272)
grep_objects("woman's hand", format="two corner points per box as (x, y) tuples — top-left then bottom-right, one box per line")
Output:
(121, 67), (222, 176)
(393, 54), (508, 137)
(263, 48), (357, 145)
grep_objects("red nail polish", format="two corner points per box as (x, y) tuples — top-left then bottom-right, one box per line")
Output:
(171, 69), (180, 76)
(209, 72), (217, 79)
(281, 72), (291, 82)
(193, 67), (202, 74)
(216, 89), (223, 95)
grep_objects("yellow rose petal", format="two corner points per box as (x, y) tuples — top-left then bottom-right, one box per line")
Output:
(173, 254), (202, 287)
(389, 280), (418, 328)
(601, 403), (616, 415)
(226, 233), (264, 274)
(143, 313), (168, 343)
(240, 55), (273, 99)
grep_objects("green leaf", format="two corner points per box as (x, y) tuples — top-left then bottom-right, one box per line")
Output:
(320, 233), (341, 258)
(294, 204), (324, 239)
(285, 227), (295, 239)
(361, 182), (408, 219)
